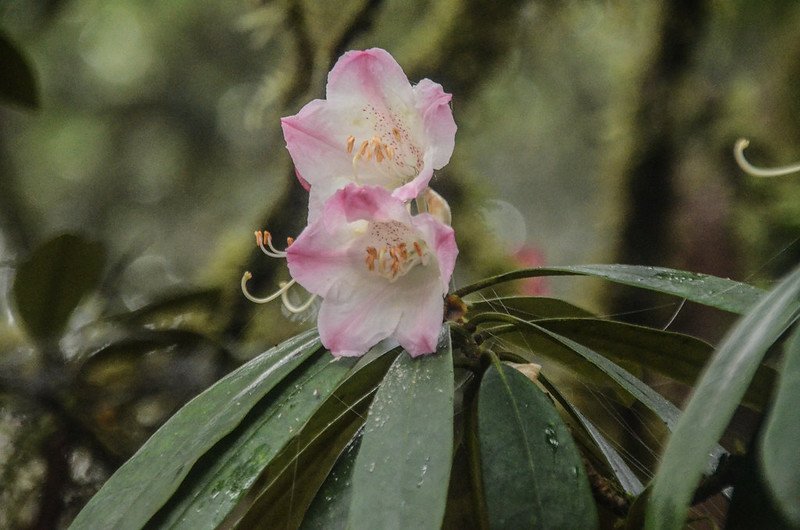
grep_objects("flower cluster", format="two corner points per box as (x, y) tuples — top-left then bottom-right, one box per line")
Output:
(243, 48), (458, 357)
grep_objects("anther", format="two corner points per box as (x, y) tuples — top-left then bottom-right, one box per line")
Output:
(386, 146), (395, 160)
(392, 127), (401, 141)
(255, 229), (288, 258)
(365, 246), (378, 271)
(346, 135), (356, 154)
(356, 140), (370, 161)
(286, 237), (294, 246)
(735, 138), (800, 177)
(413, 241), (423, 256)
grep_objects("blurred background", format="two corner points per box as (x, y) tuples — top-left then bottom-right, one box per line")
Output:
(1, 0), (799, 527)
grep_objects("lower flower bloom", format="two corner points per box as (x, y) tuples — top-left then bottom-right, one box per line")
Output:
(286, 184), (458, 357)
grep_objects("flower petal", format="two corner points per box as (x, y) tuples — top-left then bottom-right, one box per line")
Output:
(326, 48), (415, 110)
(414, 78), (457, 170)
(393, 275), (446, 356)
(281, 100), (355, 208)
(317, 280), (401, 357)
(411, 213), (458, 292)
(326, 184), (410, 225)
(285, 217), (355, 298)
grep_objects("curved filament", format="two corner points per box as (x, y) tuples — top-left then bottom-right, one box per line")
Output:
(735, 138), (800, 177)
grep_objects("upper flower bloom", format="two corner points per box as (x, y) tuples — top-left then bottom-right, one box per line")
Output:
(281, 48), (457, 220)
(286, 184), (458, 357)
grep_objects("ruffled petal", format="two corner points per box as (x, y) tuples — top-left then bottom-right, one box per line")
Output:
(413, 78), (457, 170)
(326, 49), (415, 110)
(281, 101), (355, 200)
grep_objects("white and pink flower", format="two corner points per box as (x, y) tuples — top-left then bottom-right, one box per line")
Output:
(281, 48), (457, 220)
(285, 184), (457, 357)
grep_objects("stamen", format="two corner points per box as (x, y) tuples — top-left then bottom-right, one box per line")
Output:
(346, 135), (356, 154)
(365, 246), (378, 271)
(392, 127), (401, 141)
(386, 146), (395, 160)
(735, 138), (800, 177)
(280, 283), (318, 314)
(355, 140), (370, 161)
(413, 241), (423, 256)
(241, 272), (296, 304)
(286, 237), (295, 246)
(255, 231), (285, 258)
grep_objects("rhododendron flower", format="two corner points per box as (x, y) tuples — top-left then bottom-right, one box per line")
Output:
(285, 184), (458, 357)
(281, 48), (457, 220)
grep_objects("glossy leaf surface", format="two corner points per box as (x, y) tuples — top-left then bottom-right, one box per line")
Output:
(758, 324), (800, 526)
(538, 374), (644, 497)
(152, 350), (357, 529)
(229, 345), (399, 529)
(467, 295), (594, 319)
(300, 432), (362, 530)
(348, 328), (454, 530)
(456, 264), (763, 314)
(478, 363), (598, 529)
(69, 330), (321, 530)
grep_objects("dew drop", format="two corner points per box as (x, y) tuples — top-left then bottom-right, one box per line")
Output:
(544, 426), (559, 452)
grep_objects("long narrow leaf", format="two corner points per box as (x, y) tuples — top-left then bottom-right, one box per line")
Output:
(538, 374), (644, 497)
(487, 317), (774, 410)
(759, 317), (800, 525)
(69, 330), (321, 530)
(467, 295), (595, 319)
(646, 265), (800, 530)
(151, 350), (360, 529)
(491, 314), (684, 430)
(455, 265), (763, 314)
(227, 345), (399, 528)
(300, 433), (362, 530)
(348, 327), (454, 529)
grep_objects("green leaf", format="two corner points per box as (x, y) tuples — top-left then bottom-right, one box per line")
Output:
(522, 318), (772, 410)
(455, 264), (764, 314)
(228, 344), (399, 529)
(489, 315), (685, 430)
(467, 295), (595, 319)
(348, 327), (454, 530)
(0, 30), (38, 109)
(538, 373), (644, 497)
(477, 363), (598, 529)
(69, 329), (321, 530)
(13, 233), (106, 342)
(727, 445), (792, 529)
(300, 432), (362, 530)
(646, 264), (800, 530)
(150, 349), (359, 529)
(758, 324), (800, 526)
(110, 288), (222, 326)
